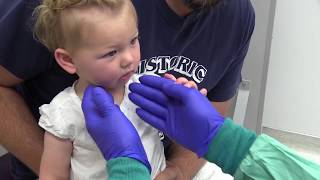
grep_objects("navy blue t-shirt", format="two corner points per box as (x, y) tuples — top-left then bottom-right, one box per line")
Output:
(133, 0), (255, 102)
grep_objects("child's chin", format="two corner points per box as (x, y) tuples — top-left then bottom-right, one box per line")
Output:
(114, 81), (128, 88)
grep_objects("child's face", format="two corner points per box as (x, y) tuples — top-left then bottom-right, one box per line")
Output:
(71, 7), (140, 90)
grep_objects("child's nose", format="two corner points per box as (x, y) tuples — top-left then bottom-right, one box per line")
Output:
(120, 49), (135, 68)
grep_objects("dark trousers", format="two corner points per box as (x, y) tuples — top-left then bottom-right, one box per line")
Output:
(9, 154), (38, 180)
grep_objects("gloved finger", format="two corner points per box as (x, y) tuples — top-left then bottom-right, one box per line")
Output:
(82, 85), (95, 114)
(82, 85), (100, 129)
(129, 83), (169, 107)
(139, 75), (174, 90)
(91, 86), (115, 117)
(136, 108), (166, 133)
(162, 83), (199, 102)
(129, 92), (167, 119)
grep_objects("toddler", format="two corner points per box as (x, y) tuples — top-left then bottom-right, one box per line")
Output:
(33, 0), (165, 179)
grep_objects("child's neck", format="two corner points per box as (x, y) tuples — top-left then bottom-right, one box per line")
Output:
(75, 80), (125, 105)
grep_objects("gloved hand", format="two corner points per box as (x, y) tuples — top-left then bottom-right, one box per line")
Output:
(81, 85), (151, 172)
(129, 75), (224, 157)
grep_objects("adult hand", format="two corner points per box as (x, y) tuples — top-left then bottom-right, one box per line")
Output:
(129, 75), (224, 157)
(81, 85), (151, 172)
(154, 161), (183, 180)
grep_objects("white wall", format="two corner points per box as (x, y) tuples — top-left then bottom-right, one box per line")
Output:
(262, 0), (320, 137)
(0, 145), (7, 157)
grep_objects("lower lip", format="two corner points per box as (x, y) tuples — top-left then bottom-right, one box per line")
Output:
(120, 72), (133, 81)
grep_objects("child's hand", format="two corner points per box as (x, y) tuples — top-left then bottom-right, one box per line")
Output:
(164, 73), (208, 96)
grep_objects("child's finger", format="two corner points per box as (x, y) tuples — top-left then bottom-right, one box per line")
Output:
(200, 88), (208, 96)
(176, 77), (189, 85)
(185, 81), (198, 89)
(164, 73), (176, 81)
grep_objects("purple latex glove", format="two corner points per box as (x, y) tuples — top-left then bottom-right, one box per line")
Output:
(81, 85), (151, 172)
(129, 75), (224, 157)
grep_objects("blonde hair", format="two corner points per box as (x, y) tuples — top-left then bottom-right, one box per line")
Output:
(33, 0), (134, 52)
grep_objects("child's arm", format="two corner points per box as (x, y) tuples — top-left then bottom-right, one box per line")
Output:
(40, 132), (73, 180)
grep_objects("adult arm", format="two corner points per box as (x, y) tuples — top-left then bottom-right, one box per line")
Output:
(107, 157), (150, 180)
(161, 100), (231, 179)
(159, 75), (232, 179)
(159, 144), (205, 179)
(212, 100), (232, 117)
(106, 119), (320, 180)
(205, 119), (320, 179)
(0, 0), (46, 174)
(39, 132), (72, 180)
(0, 65), (43, 174)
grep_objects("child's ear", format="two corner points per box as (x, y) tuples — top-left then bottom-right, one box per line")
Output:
(54, 48), (77, 74)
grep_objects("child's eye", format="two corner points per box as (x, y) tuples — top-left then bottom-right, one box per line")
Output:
(130, 36), (139, 45)
(103, 50), (117, 58)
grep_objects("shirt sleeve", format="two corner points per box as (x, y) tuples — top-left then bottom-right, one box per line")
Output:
(38, 91), (80, 140)
(107, 157), (151, 180)
(207, 0), (255, 102)
(0, 0), (52, 80)
(204, 119), (257, 175)
(234, 134), (320, 179)
(205, 119), (320, 179)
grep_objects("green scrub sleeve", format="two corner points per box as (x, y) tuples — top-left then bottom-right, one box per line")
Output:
(204, 118), (257, 175)
(107, 157), (151, 180)
(106, 119), (320, 180)
(234, 134), (320, 180)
